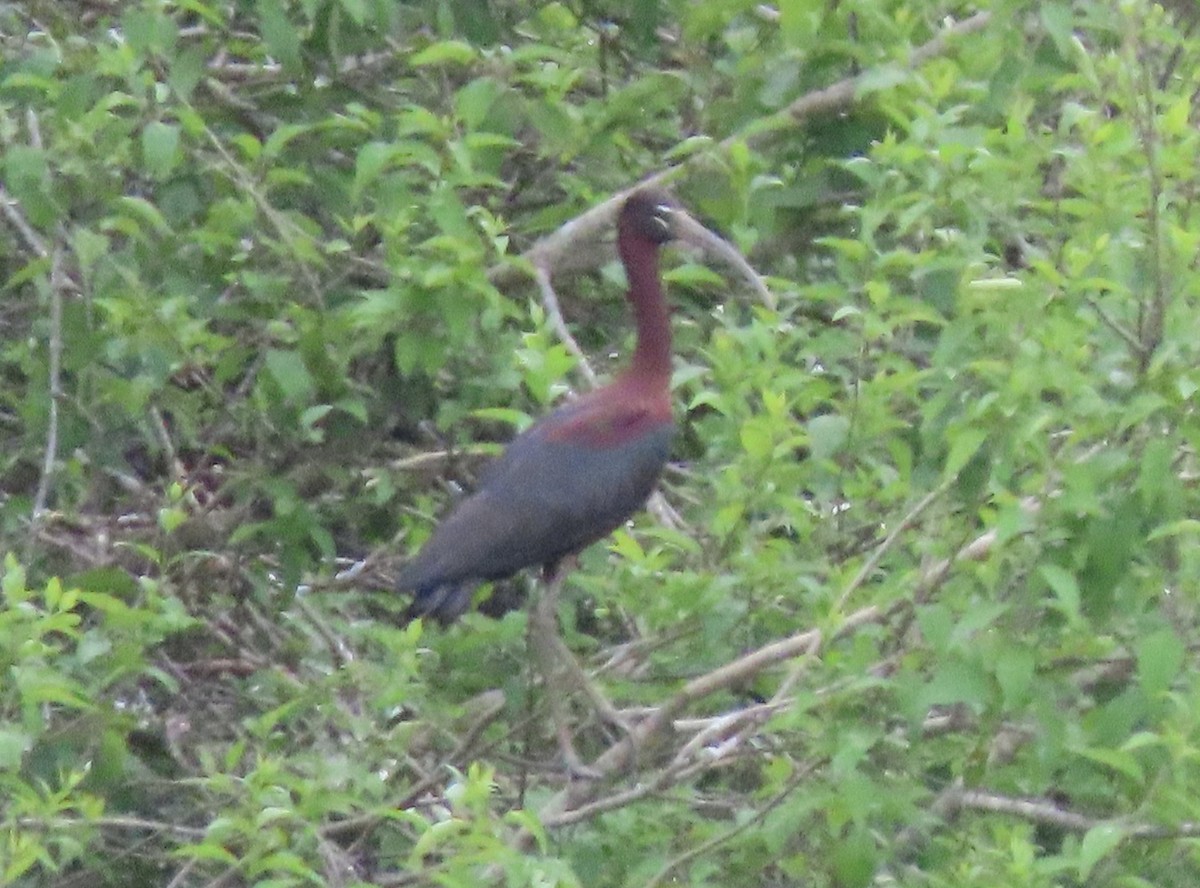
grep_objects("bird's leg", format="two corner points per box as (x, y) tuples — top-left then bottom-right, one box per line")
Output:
(529, 566), (600, 778)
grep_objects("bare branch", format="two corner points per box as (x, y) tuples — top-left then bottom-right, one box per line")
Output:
(835, 482), (950, 611)
(956, 788), (1200, 840)
(0, 184), (49, 258)
(31, 244), (67, 522)
(533, 265), (599, 387)
(527, 606), (881, 840)
(499, 11), (994, 294)
(773, 12), (992, 127)
(641, 760), (817, 888)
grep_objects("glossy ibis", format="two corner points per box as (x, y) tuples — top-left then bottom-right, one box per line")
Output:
(398, 188), (727, 621)
(398, 187), (743, 772)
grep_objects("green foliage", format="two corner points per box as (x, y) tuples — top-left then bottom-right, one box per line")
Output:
(3, 0), (1200, 885)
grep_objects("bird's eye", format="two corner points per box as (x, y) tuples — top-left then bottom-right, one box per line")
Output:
(652, 205), (673, 235)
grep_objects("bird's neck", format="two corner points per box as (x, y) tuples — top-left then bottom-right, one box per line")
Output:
(618, 234), (672, 392)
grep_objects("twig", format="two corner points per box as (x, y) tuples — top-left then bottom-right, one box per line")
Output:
(31, 244), (67, 521)
(389, 448), (492, 472)
(955, 788), (1200, 839)
(1083, 295), (1143, 354)
(499, 12), (993, 291)
(641, 760), (817, 888)
(294, 594), (354, 670)
(18, 814), (207, 839)
(834, 482), (949, 611)
(0, 184), (49, 257)
(771, 12), (991, 128)
(532, 265), (599, 387)
(527, 606), (882, 841)
(1131, 38), (1167, 374)
(916, 497), (1041, 596)
(164, 857), (200, 888)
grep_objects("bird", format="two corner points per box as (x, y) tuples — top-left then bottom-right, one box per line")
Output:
(398, 187), (713, 624)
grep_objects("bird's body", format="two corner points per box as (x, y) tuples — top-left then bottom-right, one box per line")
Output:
(400, 188), (688, 623)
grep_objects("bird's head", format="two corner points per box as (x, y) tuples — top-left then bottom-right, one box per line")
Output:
(618, 186), (774, 307)
(619, 187), (728, 254)
(620, 188), (680, 245)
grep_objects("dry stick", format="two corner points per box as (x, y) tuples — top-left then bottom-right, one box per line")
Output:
(31, 244), (66, 521)
(531, 480), (1019, 836)
(504, 11), (993, 289)
(18, 815), (208, 840)
(834, 481), (950, 612)
(1084, 294), (1143, 353)
(641, 761), (818, 888)
(1132, 50), (1167, 372)
(533, 265), (599, 387)
(526, 607), (884, 844)
(163, 857), (200, 888)
(544, 747), (754, 829)
(0, 184), (61, 526)
(0, 184), (49, 257)
(955, 788), (1200, 840)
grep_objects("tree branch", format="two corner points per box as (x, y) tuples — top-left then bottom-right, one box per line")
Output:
(31, 243), (67, 523)
(498, 11), (993, 291)
(955, 787), (1200, 840)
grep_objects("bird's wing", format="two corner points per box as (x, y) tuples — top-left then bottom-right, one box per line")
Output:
(399, 398), (673, 597)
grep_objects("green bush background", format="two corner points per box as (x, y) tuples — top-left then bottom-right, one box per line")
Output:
(3, 0), (1200, 885)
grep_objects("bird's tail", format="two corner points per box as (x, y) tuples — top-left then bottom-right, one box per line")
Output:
(401, 581), (476, 626)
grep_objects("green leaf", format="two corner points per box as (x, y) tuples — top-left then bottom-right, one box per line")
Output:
(264, 349), (315, 403)
(257, 0), (302, 71)
(455, 78), (502, 128)
(919, 657), (992, 712)
(992, 645), (1035, 709)
(122, 7), (179, 55)
(1078, 824), (1124, 881)
(1076, 746), (1144, 785)
(411, 40), (477, 67)
(111, 196), (173, 237)
(1136, 628), (1184, 697)
(855, 63), (910, 97)
(1039, 564), (1081, 623)
(739, 416), (774, 461)
(831, 829), (876, 888)
(0, 725), (33, 770)
(942, 428), (987, 480)
(807, 413), (850, 460)
(142, 121), (181, 178)
(4, 145), (56, 226)
(338, 0), (366, 26)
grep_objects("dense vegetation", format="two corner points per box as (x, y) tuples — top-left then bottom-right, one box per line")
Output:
(3, 0), (1200, 885)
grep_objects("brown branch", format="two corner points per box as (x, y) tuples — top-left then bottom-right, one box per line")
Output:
(641, 760), (818, 888)
(498, 11), (993, 291)
(835, 482), (950, 611)
(19, 814), (207, 839)
(527, 606), (882, 841)
(1083, 295), (1143, 353)
(955, 788), (1200, 840)
(0, 184), (49, 258)
(916, 497), (1041, 596)
(773, 11), (992, 127)
(533, 265), (599, 387)
(1131, 38), (1167, 374)
(31, 244), (67, 522)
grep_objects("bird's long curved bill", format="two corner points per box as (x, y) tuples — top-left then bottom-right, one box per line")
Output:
(671, 211), (776, 310)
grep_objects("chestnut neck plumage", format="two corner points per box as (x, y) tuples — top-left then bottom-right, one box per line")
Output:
(617, 227), (672, 395)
